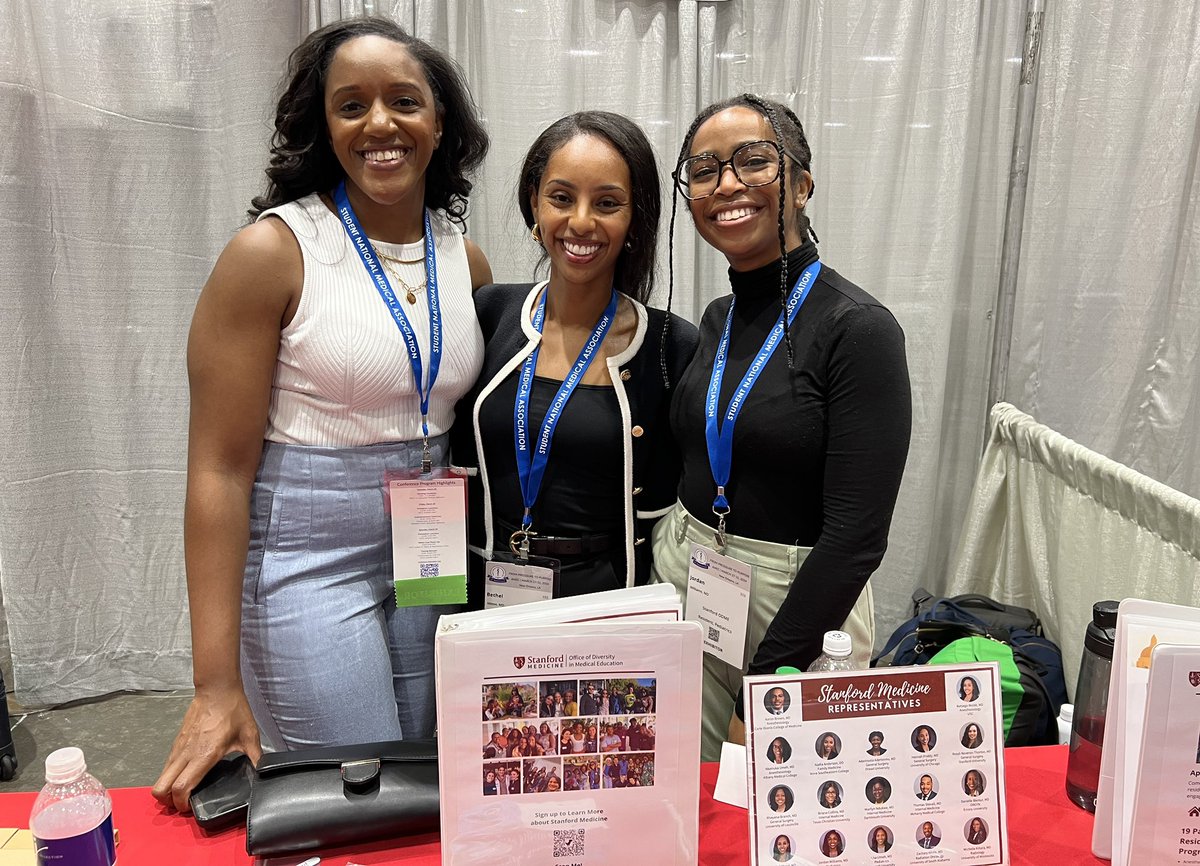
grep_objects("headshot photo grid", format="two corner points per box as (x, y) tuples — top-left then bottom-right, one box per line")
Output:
(751, 672), (1002, 863)
(481, 677), (657, 794)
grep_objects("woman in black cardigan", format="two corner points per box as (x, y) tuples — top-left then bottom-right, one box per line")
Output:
(453, 112), (697, 604)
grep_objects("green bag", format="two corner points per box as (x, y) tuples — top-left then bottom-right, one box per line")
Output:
(927, 636), (1025, 742)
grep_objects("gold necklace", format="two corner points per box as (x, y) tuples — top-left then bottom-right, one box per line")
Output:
(377, 251), (426, 305)
(377, 249), (425, 266)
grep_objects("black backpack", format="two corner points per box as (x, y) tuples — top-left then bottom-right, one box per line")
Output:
(872, 589), (1069, 746)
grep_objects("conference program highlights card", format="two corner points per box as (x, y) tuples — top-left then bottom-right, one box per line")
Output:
(745, 664), (1009, 866)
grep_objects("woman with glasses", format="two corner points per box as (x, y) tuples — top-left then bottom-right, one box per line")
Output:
(651, 94), (911, 759)
(453, 111), (697, 602)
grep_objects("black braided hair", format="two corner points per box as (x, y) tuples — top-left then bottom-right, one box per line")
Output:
(742, 94), (796, 367)
(660, 110), (711, 385)
(665, 94), (816, 370)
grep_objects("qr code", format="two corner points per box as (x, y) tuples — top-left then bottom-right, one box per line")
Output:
(419, 562), (440, 577)
(707, 626), (720, 643)
(553, 828), (585, 859)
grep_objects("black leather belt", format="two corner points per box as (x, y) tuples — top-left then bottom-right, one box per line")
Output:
(496, 522), (617, 557)
(527, 533), (616, 556)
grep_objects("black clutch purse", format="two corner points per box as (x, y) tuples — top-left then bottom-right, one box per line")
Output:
(189, 753), (255, 832)
(245, 738), (440, 856)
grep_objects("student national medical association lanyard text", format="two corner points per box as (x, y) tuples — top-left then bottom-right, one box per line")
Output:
(511, 287), (618, 552)
(705, 260), (821, 549)
(334, 181), (442, 473)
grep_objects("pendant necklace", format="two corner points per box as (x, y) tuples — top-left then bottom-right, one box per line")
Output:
(377, 249), (426, 305)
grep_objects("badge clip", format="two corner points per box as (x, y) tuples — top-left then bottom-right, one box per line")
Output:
(509, 528), (536, 560)
(713, 488), (730, 553)
(420, 437), (433, 476)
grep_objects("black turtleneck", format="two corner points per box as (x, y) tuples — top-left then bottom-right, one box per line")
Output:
(671, 243), (911, 680)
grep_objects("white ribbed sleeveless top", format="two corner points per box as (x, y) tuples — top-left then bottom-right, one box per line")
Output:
(257, 194), (483, 446)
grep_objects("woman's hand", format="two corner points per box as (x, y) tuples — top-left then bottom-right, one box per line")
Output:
(727, 713), (746, 746)
(153, 218), (298, 815)
(152, 684), (262, 812)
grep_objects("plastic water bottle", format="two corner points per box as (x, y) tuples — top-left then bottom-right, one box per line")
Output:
(1057, 703), (1074, 745)
(807, 631), (855, 672)
(30, 747), (116, 866)
(1066, 600), (1118, 812)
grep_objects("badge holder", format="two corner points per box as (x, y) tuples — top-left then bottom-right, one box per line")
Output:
(685, 499), (752, 668)
(385, 461), (469, 608)
(482, 525), (560, 609)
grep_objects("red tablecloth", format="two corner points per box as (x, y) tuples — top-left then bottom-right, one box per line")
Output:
(0, 745), (1105, 864)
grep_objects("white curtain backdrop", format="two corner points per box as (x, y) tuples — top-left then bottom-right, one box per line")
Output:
(1007, 2), (1200, 499)
(1, 0), (1196, 706)
(947, 403), (1200, 694)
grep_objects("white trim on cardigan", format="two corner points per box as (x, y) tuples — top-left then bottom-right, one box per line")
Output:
(471, 282), (650, 588)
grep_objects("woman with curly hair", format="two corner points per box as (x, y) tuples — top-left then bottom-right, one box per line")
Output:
(153, 16), (490, 811)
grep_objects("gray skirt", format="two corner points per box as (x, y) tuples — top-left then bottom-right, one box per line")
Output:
(240, 434), (456, 749)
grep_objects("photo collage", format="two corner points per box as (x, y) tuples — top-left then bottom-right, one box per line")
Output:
(750, 669), (1004, 864)
(480, 677), (657, 795)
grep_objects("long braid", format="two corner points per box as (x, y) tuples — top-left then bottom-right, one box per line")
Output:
(744, 94), (795, 369)
(661, 111), (710, 387)
(660, 195), (679, 387)
(777, 103), (818, 243)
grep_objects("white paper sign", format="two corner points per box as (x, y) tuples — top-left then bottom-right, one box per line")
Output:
(1127, 644), (1200, 865)
(436, 621), (703, 866)
(686, 543), (751, 668)
(1098, 601), (1200, 866)
(745, 664), (1009, 865)
(714, 741), (749, 809)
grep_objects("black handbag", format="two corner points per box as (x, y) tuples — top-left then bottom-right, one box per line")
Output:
(245, 738), (440, 856)
(189, 753), (255, 832)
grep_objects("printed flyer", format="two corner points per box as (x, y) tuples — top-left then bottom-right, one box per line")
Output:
(745, 664), (1008, 866)
(1093, 599), (1200, 864)
(1126, 644), (1200, 865)
(436, 620), (702, 865)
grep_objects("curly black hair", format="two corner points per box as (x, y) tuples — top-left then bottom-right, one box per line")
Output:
(666, 94), (816, 367)
(516, 111), (661, 306)
(248, 16), (488, 226)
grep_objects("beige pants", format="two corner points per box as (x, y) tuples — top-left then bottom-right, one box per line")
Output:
(650, 501), (874, 761)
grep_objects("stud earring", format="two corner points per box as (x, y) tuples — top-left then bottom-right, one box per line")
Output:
(624, 240), (633, 250)
(531, 223), (542, 243)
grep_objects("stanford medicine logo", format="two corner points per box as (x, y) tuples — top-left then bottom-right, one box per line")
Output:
(513, 656), (526, 670)
(1189, 671), (1200, 687)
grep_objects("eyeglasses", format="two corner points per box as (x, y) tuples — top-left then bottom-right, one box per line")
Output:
(673, 139), (806, 201)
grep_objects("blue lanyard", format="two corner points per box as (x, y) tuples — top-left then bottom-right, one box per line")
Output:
(333, 181), (442, 466)
(704, 261), (821, 540)
(513, 288), (619, 532)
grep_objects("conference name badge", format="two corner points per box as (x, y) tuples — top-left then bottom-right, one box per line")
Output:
(483, 556), (558, 608)
(686, 543), (751, 668)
